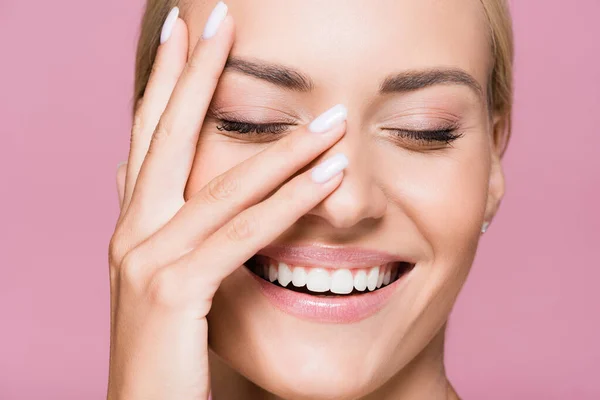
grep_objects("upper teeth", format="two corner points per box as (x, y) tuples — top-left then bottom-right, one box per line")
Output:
(265, 262), (394, 294)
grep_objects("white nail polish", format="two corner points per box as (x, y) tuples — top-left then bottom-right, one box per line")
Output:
(311, 153), (349, 184)
(160, 7), (179, 44)
(481, 221), (490, 233)
(202, 1), (228, 39)
(308, 104), (348, 133)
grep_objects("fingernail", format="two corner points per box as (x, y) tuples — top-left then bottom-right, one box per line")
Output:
(311, 153), (349, 183)
(202, 1), (228, 39)
(160, 7), (180, 44)
(116, 160), (127, 170)
(308, 104), (348, 133)
(481, 221), (490, 233)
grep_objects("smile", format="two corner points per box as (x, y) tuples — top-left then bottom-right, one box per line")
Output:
(242, 246), (415, 323)
(246, 255), (411, 295)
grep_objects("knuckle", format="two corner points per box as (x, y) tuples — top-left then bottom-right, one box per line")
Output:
(226, 214), (256, 242)
(153, 60), (181, 85)
(205, 173), (238, 203)
(147, 123), (170, 155)
(130, 110), (145, 141)
(147, 268), (182, 307)
(119, 250), (146, 288)
(108, 231), (128, 268)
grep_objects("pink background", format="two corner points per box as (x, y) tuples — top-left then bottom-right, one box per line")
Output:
(2, 0), (599, 398)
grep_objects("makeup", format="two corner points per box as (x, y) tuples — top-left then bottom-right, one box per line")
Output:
(243, 245), (415, 323)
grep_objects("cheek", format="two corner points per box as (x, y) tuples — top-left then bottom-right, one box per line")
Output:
(378, 133), (490, 261)
(184, 132), (264, 199)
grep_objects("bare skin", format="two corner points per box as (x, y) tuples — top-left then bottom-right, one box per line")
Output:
(109, 1), (507, 399)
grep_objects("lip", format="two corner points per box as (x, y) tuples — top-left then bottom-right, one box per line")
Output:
(244, 245), (414, 324)
(257, 244), (413, 269)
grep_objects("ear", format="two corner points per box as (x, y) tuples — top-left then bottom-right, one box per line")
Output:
(483, 113), (509, 226)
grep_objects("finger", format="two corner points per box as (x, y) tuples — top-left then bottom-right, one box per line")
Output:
(116, 161), (127, 209)
(165, 153), (349, 292)
(133, 106), (348, 266)
(121, 11), (189, 211)
(129, 9), (234, 212)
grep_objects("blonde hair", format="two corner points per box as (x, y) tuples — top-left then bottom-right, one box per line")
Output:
(133, 0), (514, 148)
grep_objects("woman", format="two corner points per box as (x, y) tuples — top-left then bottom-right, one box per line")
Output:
(108, 0), (513, 398)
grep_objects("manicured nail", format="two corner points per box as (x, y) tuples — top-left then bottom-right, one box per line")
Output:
(481, 221), (490, 233)
(308, 104), (348, 133)
(116, 160), (127, 170)
(202, 1), (228, 39)
(160, 7), (179, 44)
(311, 153), (349, 183)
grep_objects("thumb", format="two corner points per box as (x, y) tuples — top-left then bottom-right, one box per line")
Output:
(116, 161), (127, 209)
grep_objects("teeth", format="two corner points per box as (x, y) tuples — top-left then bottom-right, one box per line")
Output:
(367, 266), (379, 291)
(292, 267), (307, 287)
(383, 269), (391, 285)
(306, 268), (331, 292)
(331, 269), (354, 294)
(259, 260), (399, 293)
(268, 264), (278, 282)
(354, 270), (367, 292)
(278, 262), (293, 287)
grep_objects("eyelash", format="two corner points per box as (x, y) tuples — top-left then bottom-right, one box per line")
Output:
(388, 128), (463, 144)
(216, 120), (291, 135)
(215, 119), (463, 145)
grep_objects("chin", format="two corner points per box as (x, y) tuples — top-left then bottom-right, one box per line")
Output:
(206, 245), (469, 399)
(258, 356), (374, 400)
(210, 311), (387, 399)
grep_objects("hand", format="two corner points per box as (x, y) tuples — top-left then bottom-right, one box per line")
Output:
(107, 9), (348, 400)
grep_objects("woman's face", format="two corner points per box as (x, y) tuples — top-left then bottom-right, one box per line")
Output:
(183, 0), (505, 397)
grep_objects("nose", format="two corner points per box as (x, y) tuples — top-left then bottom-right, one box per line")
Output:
(306, 135), (387, 229)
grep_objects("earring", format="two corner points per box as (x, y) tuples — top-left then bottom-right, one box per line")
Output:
(481, 221), (490, 233)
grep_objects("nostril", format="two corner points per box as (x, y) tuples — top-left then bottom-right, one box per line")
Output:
(305, 181), (387, 229)
(315, 204), (373, 230)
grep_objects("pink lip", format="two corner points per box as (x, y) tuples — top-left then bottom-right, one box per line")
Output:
(245, 245), (414, 324)
(257, 244), (413, 269)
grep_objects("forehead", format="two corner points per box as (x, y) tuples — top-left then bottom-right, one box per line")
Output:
(186, 0), (491, 95)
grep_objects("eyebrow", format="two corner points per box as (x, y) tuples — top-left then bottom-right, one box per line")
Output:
(225, 57), (314, 92)
(379, 68), (483, 99)
(224, 57), (482, 98)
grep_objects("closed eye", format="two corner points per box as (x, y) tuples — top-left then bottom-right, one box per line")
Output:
(215, 118), (463, 148)
(387, 128), (463, 144)
(216, 119), (293, 135)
